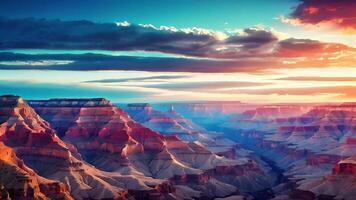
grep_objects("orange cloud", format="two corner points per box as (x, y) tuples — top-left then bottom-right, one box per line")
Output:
(273, 38), (356, 68)
(290, 0), (356, 34)
(224, 86), (356, 98)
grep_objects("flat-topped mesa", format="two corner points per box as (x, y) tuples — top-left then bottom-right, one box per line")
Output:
(29, 98), (112, 107)
(0, 95), (26, 107)
(333, 156), (356, 176)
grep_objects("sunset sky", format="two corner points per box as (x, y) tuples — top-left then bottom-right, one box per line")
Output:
(0, 0), (355, 103)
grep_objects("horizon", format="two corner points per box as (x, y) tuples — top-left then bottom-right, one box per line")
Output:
(2, 94), (353, 106)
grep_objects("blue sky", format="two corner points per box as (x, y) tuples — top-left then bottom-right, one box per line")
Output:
(0, 0), (355, 103)
(0, 0), (296, 30)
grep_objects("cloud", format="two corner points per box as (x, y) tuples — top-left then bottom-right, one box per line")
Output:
(0, 60), (74, 66)
(0, 52), (245, 72)
(85, 75), (189, 83)
(0, 18), (355, 72)
(116, 21), (130, 27)
(224, 86), (356, 97)
(0, 18), (288, 59)
(0, 47), (355, 73)
(0, 18), (221, 58)
(273, 38), (356, 67)
(142, 81), (269, 91)
(286, 0), (356, 33)
(277, 76), (356, 81)
(225, 27), (278, 48)
(275, 38), (352, 57)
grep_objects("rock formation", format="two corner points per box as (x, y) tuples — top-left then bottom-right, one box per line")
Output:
(1, 95), (171, 200)
(29, 98), (276, 198)
(0, 141), (73, 200)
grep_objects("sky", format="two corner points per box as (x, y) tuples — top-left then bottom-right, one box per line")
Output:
(0, 0), (356, 103)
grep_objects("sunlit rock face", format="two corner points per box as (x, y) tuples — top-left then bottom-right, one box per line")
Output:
(0, 95), (133, 200)
(28, 98), (114, 138)
(296, 156), (356, 200)
(30, 99), (172, 174)
(0, 95), (75, 159)
(0, 141), (73, 200)
(333, 156), (356, 176)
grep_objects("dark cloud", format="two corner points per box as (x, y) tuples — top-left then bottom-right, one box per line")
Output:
(290, 0), (356, 33)
(275, 38), (351, 57)
(0, 52), (273, 73)
(0, 18), (215, 57)
(0, 18), (280, 59)
(225, 28), (278, 49)
(276, 38), (324, 56)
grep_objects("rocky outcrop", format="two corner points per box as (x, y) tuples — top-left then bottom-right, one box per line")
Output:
(29, 98), (278, 198)
(30, 99), (236, 198)
(0, 95), (76, 158)
(28, 99), (112, 137)
(333, 156), (356, 176)
(220, 102), (356, 199)
(0, 95), (139, 200)
(0, 141), (73, 200)
(30, 99), (232, 177)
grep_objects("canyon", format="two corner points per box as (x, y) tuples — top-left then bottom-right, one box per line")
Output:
(176, 102), (356, 200)
(0, 95), (355, 200)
